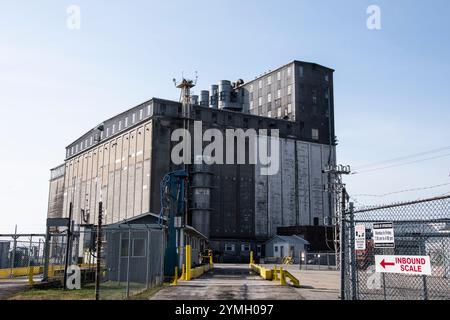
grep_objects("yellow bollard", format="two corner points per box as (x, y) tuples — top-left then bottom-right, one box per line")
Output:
(280, 267), (287, 286)
(249, 251), (254, 266)
(209, 254), (213, 267)
(48, 264), (54, 278)
(180, 264), (186, 280)
(171, 266), (178, 286)
(185, 245), (192, 281)
(273, 265), (279, 281)
(28, 266), (34, 285)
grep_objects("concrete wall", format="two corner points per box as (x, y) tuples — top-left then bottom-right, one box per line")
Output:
(255, 139), (334, 239)
(47, 166), (65, 219)
(61, 120), (153, 225)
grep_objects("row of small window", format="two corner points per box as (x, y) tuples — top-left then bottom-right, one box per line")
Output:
(248, 66), (329, 92)
(252, 104), (293, 118)
(67, 104), (152, 157)
(249, 67), (293, 92)
(224, 243), (251, 252)
(250, 86), (292, 108)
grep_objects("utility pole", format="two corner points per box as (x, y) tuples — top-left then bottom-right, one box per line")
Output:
(323, 164), (351, 272)
(95, 201), (103, 300)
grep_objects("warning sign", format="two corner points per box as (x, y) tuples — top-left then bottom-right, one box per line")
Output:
(355, 224), (366, 250)
(373, 222), (395, 248)
(375, 255), (432, 275)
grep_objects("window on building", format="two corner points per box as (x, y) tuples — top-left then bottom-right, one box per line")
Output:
(90, 136), (93, 145)
(225, 244), (235, 252)
(287, 103), (292, 114)
(277, 71), (281, 81)
(106, 127), (110, 137)
(287, 85), (292, 95)
(125, 117), (128, 127)
(250, 100), (254, 109)
(139, 109), (143, 120)
(274, 246), (279, 252)
(299, 65), (304, 77)
(241, 243), (250, 252)
(258, 96), (263, 107)
(313, 217), (320, 226)
(258, 80), (262, 89)
(277, 108), (281, 118)
(267, 93), (272, 103)
(267, 110), (272, 117)
(118, 121), (122, 131)
(267, 76), (272, 85)
(132, 113), (136, 123)
(277, 89), (281, 99)
(287, 66), (291, 77)
(121, 239), (129, 257)
(284, 108), (288, 117)
(249, 84), (253, 92)
(312, 89), (317, 104)
(312, 128), (319, 140)
(112, 124), (116, 134)
(147, 104), (152, 115)
(133, 239), (146, 257)
(325, 74), (329, 82)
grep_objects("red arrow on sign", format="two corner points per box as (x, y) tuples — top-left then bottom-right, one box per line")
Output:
(380, 259), (395, 269)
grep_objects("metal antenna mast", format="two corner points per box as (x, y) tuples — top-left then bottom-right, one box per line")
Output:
(172, 72), (198, 269)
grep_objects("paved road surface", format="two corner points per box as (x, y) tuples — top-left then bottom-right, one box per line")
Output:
(151, 264), (339, 300)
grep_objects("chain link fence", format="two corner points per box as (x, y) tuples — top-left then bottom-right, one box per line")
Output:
(0, 235), (46, 279)
(299, 252), (337, 270)
(342, 195), (450, 300)
(1, 225), (165, 300)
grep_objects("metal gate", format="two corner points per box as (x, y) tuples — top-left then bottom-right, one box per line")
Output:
(342, 195), (450, 300)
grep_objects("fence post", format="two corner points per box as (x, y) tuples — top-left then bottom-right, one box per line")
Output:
(94, 201), (103, 300)
(126, 226), (132, 299)
(63, 203), (73, 290)
(117, 231), (122, 284)
(420, 239), (429, 300)
(146, 229), (151, 289)
(340, 188), (347, 300)
(9, 225), (17, 278)
(27, 235), (33, 285)
(349, 202), (358, 300)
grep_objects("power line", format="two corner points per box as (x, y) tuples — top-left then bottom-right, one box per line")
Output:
(352, 182), (450, 198)
(351, 153), (450, 175)
(352, 145), (450, 170)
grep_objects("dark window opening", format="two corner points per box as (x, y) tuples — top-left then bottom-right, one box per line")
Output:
(313, 217), (319, 226)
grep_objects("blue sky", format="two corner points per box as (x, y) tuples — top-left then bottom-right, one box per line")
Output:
(1, 0), (449, 233)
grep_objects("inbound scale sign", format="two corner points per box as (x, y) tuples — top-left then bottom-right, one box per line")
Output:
(375, 255), (432, 275)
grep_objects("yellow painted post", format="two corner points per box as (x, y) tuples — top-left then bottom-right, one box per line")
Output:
(172, 266), (178, 286)
(28, 266), (34, 285)
(273, 265), (279, 281)
(185, 245), (191, 281)
(209, 255), (213, 267)
(48, 264), (54, 278)
(249, 251), (254, 266)
(180, 264), (185, 280)
(280, 267), (287, 286)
